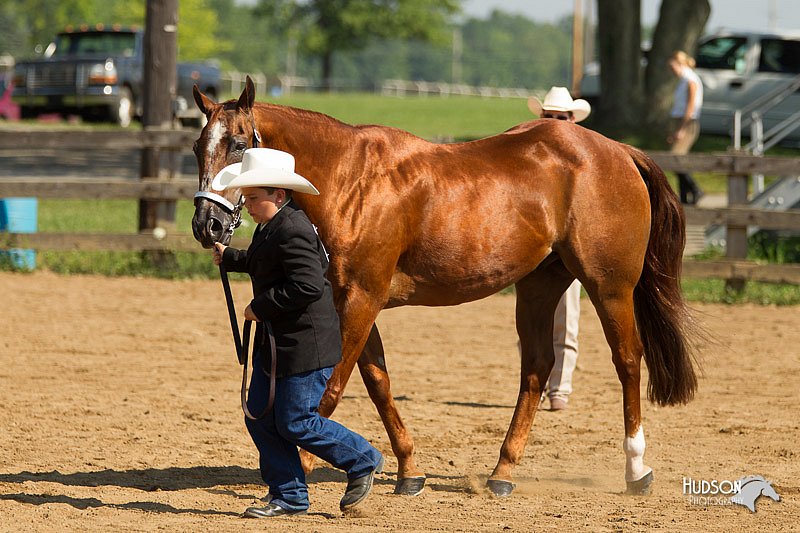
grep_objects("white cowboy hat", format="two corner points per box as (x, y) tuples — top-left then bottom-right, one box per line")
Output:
(527, 86), (591, 123)
(211, 148), (320, 195)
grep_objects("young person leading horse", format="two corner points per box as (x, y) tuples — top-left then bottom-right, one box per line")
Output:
(191, 77), (697, 498)
(210, 148), (383, 517)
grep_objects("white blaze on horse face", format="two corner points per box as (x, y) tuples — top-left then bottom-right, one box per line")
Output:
(623, 425), (651, 482)
(204, 120), (226, 182)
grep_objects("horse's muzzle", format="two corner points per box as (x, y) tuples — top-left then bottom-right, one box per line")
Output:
(192, 202), (233, 249)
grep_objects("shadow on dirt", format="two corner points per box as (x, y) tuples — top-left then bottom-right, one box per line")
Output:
(0, 465), (260, 491)
(0, 492), (242, 516)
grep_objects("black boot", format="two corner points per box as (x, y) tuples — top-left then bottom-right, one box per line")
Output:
(340, 455), (384, 511)
(243, 502), (307, 518)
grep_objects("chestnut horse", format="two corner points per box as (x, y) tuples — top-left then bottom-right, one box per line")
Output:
(191, 78), (697, 498)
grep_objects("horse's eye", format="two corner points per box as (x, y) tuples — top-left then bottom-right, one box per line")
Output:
(234, 141), (247, 151)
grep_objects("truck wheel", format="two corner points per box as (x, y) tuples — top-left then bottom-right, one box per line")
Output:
(110, 87), (133, 127)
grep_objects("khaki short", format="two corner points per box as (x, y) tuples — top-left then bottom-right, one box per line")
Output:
(669, 118), (700, 155)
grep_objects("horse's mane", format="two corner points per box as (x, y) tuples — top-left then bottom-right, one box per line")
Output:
(260, 101), (353, 127)
(217, 98), (344, 125)
(222, 99), (434, 144)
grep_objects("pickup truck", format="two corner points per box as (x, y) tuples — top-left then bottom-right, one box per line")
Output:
(691, 29), (800, 144)
(579, 30), (800, 143)
(12, 25), (221, 127)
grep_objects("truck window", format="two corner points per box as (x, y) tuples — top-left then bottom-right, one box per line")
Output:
(53, 32), (137, 57)
(758, 38), (800, 74)
(696, 37), (748, 70)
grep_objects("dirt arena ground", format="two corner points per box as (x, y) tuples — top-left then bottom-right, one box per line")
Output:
(1, 271), (797, 532)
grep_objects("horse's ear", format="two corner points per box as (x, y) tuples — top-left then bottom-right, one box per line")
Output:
(193, 84), (215, 116)
(236, 76), (256, 113)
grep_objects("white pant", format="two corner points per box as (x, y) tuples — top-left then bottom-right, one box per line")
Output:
(547, 280), (581, 400)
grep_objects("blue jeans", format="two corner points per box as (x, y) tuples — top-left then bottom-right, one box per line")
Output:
(244, 351), (382, 511)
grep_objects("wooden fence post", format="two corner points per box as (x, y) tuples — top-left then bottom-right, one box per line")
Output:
(726, 172), (749, 292)
(140, 0), (179, 236)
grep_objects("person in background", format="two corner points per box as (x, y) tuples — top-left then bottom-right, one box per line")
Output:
(526, 87), (587, 411)
(667, 50), (705, 205)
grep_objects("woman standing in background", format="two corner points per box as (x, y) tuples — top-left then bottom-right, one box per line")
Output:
(667, 50), (705, 205)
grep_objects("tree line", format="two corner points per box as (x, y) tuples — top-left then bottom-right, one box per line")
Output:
(1, 0), (571, 91)
(1, 0), (713, 140)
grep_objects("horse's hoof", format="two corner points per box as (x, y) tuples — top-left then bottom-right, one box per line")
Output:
(487, 479), (516, 497)
(626, 470), (654, 495)
(394, 476), (426, 496)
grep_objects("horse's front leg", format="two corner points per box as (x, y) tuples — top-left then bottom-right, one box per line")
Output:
(298, 287), (382, 474)
(357, 324), (425, 495)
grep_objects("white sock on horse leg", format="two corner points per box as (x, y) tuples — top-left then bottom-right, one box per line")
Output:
(623, 425), (651, 482)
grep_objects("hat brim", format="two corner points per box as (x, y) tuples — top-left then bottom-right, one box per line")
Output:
(569, 99), (591, 123)
(527, 96), (591, 123)
(211, 162), (320, 195)
(527, 97), (545, 117)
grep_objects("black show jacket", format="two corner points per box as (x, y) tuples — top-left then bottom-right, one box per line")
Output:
(222, 202), (342, 377)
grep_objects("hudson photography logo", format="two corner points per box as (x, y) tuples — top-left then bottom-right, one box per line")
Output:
(683, 475), (781, 512)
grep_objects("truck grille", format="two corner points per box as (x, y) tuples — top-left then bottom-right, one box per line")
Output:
(29, 64), (76, 89)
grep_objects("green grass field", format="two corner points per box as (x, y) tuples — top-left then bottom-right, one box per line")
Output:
(261, 92), (532, 141)
(2, 92), (798, 303)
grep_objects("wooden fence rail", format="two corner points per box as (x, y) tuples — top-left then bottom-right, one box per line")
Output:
(682, 204), (800, 228)
(1, 232), (251, 252)
(1, 129), (799, 285)
(0, 178), (197, 199)
(0, 129), (197, 150)
(649, 152), (800, 176)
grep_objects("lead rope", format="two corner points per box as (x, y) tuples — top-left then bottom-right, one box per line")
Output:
(219, 264), (276, 420)
(217, 115), (275, 420)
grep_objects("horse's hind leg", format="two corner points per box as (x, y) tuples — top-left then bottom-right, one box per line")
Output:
(357, 324), (426, 495)
(487, 269), (568, 497)
(590, 287), (653, 494)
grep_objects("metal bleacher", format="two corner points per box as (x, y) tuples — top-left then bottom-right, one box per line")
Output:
(704, 73), (800, 249)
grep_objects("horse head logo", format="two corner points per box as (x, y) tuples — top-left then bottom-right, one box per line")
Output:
(729, 475), (781, 512)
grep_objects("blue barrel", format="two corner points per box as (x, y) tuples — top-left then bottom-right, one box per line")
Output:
(0, 197), (38, 270)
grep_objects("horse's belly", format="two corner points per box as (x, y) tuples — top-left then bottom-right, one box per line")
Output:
(385, 256), (537, 308)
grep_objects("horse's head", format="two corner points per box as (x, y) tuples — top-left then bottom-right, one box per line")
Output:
(191, 76), (261, 248)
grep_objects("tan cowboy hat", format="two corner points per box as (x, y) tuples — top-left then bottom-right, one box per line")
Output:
(211, 148), (320, 195)
(527, 86), (592, 123)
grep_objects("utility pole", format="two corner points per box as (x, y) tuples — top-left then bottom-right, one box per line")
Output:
(140, 0), (178, 236)
(571, 0), (584, 96)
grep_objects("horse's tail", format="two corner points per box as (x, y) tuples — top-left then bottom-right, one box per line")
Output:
(624, 144), (698, 406)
